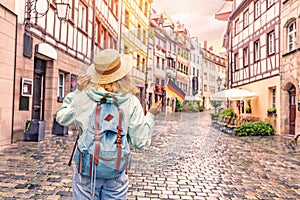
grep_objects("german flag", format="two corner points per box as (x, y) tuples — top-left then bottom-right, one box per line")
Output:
(166, 79), (185, 102)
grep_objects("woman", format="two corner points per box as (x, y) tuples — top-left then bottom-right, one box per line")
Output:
(56, 48), (162, 199)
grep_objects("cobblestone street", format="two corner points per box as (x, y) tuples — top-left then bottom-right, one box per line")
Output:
(0, 111), (299, 199)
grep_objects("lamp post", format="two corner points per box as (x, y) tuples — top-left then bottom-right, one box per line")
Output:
(217, 76), (222, 91)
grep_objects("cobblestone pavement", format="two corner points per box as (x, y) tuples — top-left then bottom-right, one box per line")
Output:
(0, 111), (299, 199)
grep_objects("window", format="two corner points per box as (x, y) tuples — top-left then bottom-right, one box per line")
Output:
(137, 24), (142, 40)
(268, 31), (275, 55)
(162, 59), (165, 70)
(267, 0), (274, 8)
(156, 78), (159, 84)
(234, 53), (239, 70)
(142, 58), (146, 72)
(112, 0), (118, 16)
(272, 88), (276, 108)
(69, 0), (75, 21)
(254, 40), (260, 62)
(144, 2), (149, 16)
(78, 1), (87, 32)
(243, 48), (248, 67)
(156, 56), (160, 68)
(125, 10), (129, 28)
(287, 21), (296, 52)
(235, 19), (239, 35)
(100, 28), (107, 48)
(137, 54), (140, 70)
(124, 46), (129, 54)
(243, 10), (249, 28)
(254, 1), (260, 19)
(204, 72), (207, 80)
(139, 0), (143, 10)
(58, 73), (65, 102)
(204, 84), (207, 92)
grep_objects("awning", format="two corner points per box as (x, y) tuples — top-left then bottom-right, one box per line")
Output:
(211, 88), (258, 101)
(184, 96), (202, 101)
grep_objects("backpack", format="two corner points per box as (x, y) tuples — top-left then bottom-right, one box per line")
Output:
(72, 94), (131, 183)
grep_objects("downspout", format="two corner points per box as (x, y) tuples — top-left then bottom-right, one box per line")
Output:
(91, 0), (96, 61)
(118, 0), (123, 53)
(13, 15), (18, 144)
(144, 2), (152, 113)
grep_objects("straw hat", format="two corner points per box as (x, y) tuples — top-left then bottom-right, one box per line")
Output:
(86, 49), (132, 84)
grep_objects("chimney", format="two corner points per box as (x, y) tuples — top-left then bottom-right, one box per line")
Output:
(204, 40), (207, 49)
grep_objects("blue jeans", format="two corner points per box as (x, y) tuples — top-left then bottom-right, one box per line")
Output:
(72, 167), (128, 200)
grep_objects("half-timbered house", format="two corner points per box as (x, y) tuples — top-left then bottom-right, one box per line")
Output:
(226, 0), (281, 132)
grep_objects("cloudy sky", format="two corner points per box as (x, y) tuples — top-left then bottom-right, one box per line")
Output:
(152, 0), (228, 52)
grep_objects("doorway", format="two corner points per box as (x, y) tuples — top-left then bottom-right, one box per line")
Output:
(32, 57), (46, 120)
(288, 85), (296, 135)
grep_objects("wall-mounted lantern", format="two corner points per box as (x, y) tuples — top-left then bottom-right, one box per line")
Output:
(23, 0), (70, 58)
(55, 1), (70, 21)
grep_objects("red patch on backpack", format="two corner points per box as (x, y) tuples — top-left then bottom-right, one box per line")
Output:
(104, 114), (114, 121)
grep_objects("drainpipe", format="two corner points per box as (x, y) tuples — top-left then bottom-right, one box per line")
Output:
(118, 0), (123, 53)
(91, 0), (96, 62)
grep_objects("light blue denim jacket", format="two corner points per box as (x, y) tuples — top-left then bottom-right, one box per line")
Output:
(56, 87), (155, 150)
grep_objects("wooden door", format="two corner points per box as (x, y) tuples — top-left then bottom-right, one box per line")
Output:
(32, 57), (46, 120)
(288, 85), (296, 135)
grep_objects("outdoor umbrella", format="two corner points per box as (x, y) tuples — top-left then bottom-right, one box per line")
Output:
(211, 88), (258, 101)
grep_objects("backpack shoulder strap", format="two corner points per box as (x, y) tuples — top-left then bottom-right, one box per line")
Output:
(93, 102), (101, 165)
(116, 108), (123, 171)
(101, 93), (119, 105)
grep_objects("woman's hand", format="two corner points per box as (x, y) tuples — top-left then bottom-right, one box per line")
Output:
(77, 75), (92, 91)
(149, 100), (162, 115)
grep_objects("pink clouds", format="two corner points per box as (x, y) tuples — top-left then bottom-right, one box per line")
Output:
(152, 0), (227, 52)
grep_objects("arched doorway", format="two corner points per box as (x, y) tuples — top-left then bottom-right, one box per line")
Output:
(288, 85), (296, 135)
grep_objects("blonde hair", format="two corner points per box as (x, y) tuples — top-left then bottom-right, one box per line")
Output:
(92, 74), (139, 95)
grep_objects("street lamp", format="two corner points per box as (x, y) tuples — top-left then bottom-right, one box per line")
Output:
(217, 76), (222, 91)
(24, 0), (70, 31)
(23, 0), (70, 58)
(55, 1), (71, 21)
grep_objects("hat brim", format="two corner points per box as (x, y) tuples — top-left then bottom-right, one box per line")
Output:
(86, 54), (132, 84)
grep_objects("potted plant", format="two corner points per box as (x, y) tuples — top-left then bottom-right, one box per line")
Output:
(245, 107), (252, 113)
(267, 107), (276, 116)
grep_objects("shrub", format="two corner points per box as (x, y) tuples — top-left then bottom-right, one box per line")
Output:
(219, 108), (236, 117)
(182, 102), (200, 112)
(175, 101), (182, 112)
(210, 100), (222, 113)
(234, 121), (275, 137)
